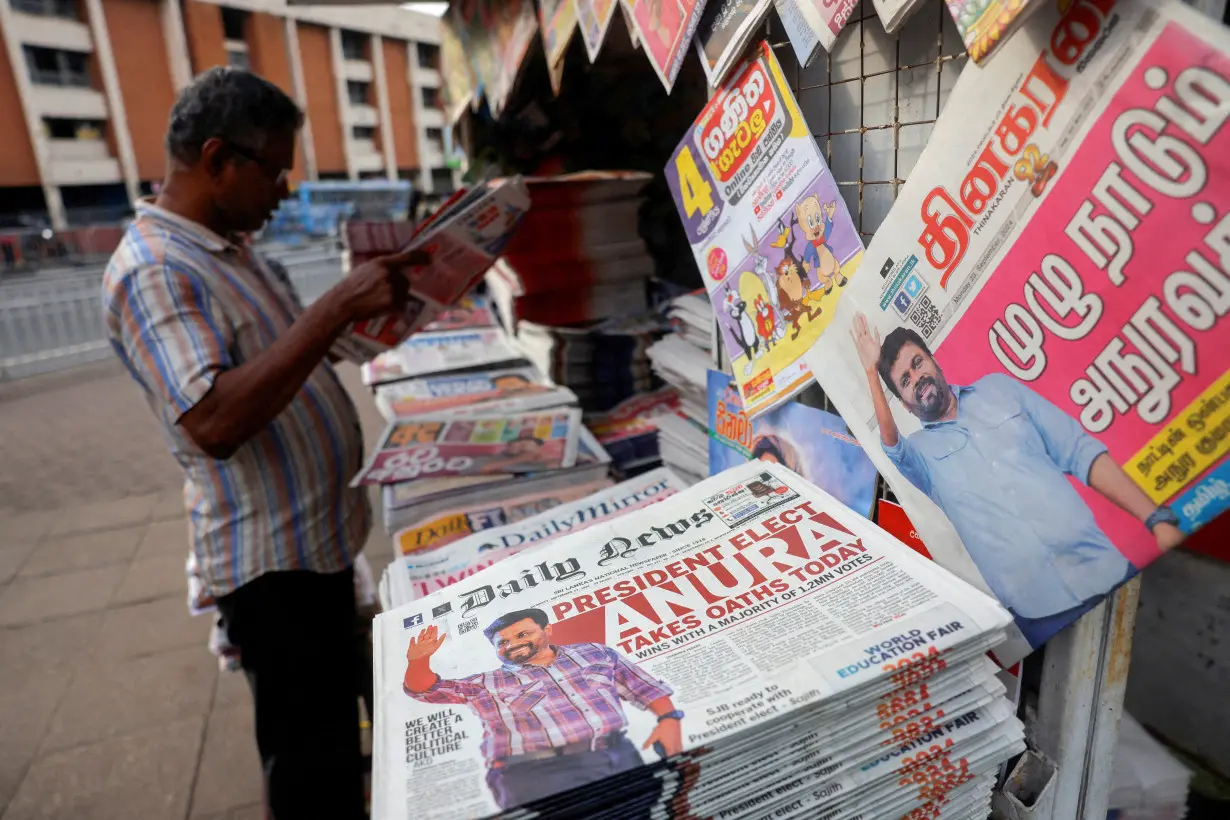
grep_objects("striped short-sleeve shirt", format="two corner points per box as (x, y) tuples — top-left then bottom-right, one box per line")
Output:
(103, 199), (371, 599)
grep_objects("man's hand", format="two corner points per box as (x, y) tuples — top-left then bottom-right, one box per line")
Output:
(643, 718), (683, 758)
(330, 248), (430, 323)
(406, 624), (447, 663)
(1153, 522), (1185, 553)
(851, 311), (883, 375)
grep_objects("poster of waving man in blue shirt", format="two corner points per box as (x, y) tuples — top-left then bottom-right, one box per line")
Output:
(850, 311), (1186, 648)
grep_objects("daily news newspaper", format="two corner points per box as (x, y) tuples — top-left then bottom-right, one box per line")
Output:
(389, 467), (688, 605)
(374, 460), (1012, 819)
(803, 0), (1230, 663)
(332, 177), (530, 365)
(666, 41), (864, 419)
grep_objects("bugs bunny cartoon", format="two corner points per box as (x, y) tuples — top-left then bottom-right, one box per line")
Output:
(745, 229), (785, 344)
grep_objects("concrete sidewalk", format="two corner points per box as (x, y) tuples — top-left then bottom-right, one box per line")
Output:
(0, 360), (390, 820)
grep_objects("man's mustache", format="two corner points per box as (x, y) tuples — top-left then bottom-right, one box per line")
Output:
(915, 375), (939, 404)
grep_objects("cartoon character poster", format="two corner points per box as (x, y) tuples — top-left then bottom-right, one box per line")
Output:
(667, 41), (864, 418)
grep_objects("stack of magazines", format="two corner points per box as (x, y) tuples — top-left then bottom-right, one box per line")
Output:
(647, 329), (712, 485)
(503, 302), (667, 414)
(380, 466), (687, 609)
(371, 460), (1025, 819)
(665, 289), (713, 353)
(488, 171), (655, 327)
(585, 387), (681, 478)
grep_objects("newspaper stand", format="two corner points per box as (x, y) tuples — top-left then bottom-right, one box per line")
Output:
(312, 0), (1224, 815)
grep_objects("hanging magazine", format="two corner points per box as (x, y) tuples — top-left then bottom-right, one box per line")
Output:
(353, 409), (582, 486)
(802, 0), (1230, 663)
(708, 370), (878, 517)
(693, 0), (774, 87)
(576, 0), (621, 60)
(620, 0), (711, 92)
(774, 0), (859, 68)
(667, 40), (864, 419)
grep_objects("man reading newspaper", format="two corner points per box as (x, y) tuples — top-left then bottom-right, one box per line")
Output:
(402, 615), (683, 809)
(850, 311), (1186, 644)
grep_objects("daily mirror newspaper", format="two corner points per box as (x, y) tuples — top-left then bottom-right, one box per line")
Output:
(389, 468), (688, 605)
(803, 0), (1230, 662)
(667, 41), (864, 419)
(353, 410), (583, 486)
(373, 460), (1012, 819)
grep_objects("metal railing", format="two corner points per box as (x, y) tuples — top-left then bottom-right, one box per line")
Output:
(0, 246), (344, 382)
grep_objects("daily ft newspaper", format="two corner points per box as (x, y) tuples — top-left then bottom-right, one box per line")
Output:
(803, 0), (1230, 663)
(373, 460), (1011, 819)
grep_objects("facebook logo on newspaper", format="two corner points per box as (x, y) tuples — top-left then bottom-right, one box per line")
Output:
(402, 613), (424, 629)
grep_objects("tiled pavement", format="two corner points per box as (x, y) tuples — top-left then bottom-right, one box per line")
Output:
(0, 360), (391, 820)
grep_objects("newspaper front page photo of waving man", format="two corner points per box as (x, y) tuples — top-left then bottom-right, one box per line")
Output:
(403, 615), (682, 810)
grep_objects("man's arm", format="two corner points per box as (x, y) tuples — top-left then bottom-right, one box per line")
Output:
(1088, 454), (1185, 551)
(643, 695), (683, 757)
(403, 625), (456, 696)
(850, 311), (900, 448)
(1010, 375), (1185, 551)
(178, 248), (425, 459)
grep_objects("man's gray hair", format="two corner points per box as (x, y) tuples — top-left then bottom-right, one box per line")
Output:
(165, 67), (304, 164)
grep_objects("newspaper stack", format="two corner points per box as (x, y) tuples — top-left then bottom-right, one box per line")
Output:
(1109, 715), (1192, 820)
(665, 290), (714, 353)
(505, 307), (666, 414)
(372, 460), (1024, 820)
(647, 332), (713, 484)
(380, 425), (612, 533)
(373, 365), (578, 425)
(489, 171), (655, 326)
(586, 387), (681, 477)
(382, 467), (688, 609)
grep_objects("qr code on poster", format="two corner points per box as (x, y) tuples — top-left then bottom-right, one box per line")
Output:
(909, 295), (941, 340)
(457, 618), (479, 636)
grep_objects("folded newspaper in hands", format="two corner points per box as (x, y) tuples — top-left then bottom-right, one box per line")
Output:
(802, 0), (1230, 663)
(331, 177), (530, 365)
(373, 460), (1021, 819)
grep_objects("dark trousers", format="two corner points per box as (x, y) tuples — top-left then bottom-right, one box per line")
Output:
(1012, 564), (1140, 648)
(216, 568), (366, 820)
(485, 736), (643, 810)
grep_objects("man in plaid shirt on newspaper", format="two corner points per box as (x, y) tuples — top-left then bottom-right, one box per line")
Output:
(404, 611), (684, 809)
